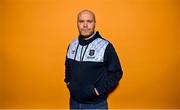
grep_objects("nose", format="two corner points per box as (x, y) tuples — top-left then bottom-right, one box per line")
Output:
(83, 22), (88, 28)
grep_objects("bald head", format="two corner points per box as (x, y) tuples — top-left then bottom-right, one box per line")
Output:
(77, 10), (96, 38)
(77, 9), (96, 23)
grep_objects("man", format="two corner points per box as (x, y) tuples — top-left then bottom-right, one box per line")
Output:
(64, 9), (123, 109)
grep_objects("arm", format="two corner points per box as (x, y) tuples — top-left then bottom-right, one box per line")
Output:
(64, 46), (71, 85)
(95, 43), (123, 95)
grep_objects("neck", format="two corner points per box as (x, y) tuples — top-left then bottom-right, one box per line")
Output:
(83, 32), (96, 40)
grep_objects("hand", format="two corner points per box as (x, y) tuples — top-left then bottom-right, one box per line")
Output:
(66, 82), (70, 86)
(94, 88), (100, 96)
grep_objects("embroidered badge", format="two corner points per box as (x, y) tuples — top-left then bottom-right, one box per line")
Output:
(71, 50), (75, 54)
(89, 50), (95, 56)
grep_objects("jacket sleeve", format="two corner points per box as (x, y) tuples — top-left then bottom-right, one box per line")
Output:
(95, 43), (123, 95)
(64, 45), (71, 84)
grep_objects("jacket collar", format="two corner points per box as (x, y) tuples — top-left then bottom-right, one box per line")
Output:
(78, 31), (101, 46)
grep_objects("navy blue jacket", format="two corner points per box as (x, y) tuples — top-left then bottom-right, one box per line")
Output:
(64, 31), (123, 104)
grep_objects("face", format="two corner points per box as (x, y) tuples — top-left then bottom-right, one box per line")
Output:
(77, 11), (96, 37)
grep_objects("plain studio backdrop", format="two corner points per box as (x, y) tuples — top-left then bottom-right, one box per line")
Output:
(0, 0), (179, 109)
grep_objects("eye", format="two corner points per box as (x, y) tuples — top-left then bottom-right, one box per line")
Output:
(78, 20), (84, 23)
(87, 20), (93, 23)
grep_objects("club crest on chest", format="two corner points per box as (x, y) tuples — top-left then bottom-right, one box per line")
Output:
(89, 49), (95, 56)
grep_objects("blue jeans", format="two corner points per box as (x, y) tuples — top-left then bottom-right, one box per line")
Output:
(70, 97), (108, 110)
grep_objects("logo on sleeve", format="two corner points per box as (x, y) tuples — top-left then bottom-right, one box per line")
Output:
(71, 50), (75, 54)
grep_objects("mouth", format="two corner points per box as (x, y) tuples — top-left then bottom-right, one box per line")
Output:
(81, 29), (90, 32)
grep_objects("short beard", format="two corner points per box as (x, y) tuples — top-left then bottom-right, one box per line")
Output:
(80, 31), (94, 38)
